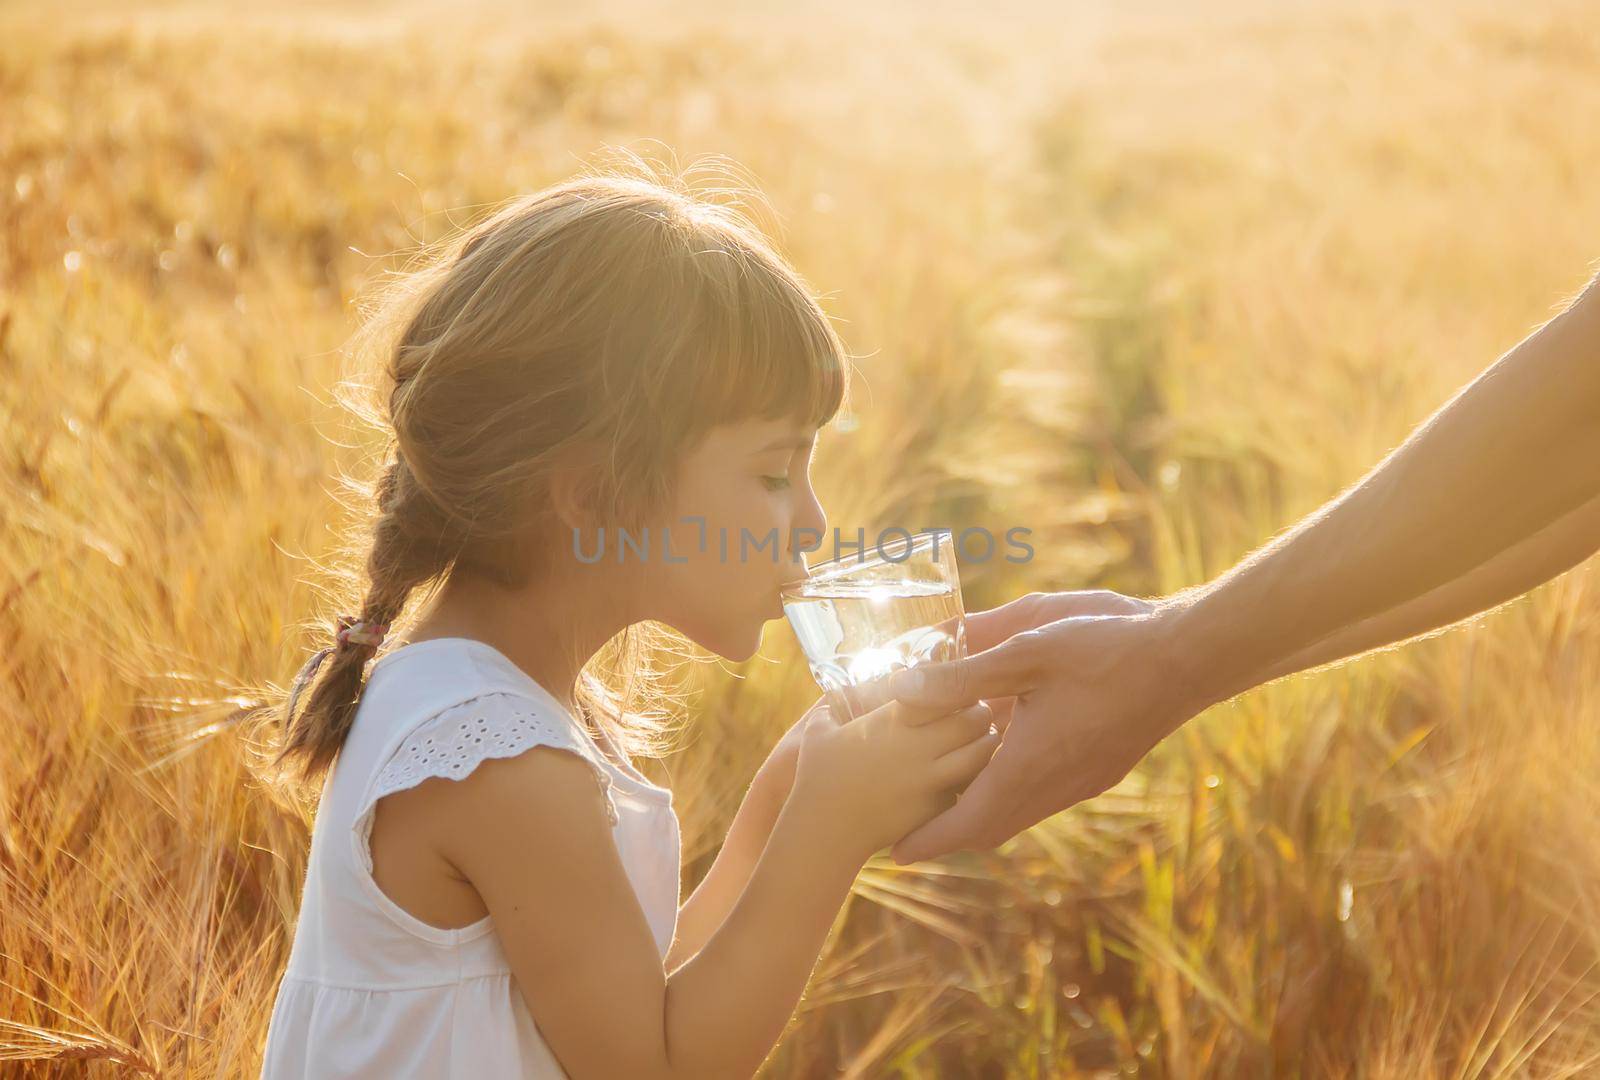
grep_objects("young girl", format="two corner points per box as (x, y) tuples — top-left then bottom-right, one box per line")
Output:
(260, 166), (999, 1079)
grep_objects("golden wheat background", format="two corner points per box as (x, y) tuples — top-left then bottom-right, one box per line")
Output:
(3, 0), (1599, 1075)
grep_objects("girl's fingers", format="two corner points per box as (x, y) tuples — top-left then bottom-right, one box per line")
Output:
(808, 699), (848, 732)
(921, 702), (996, 757)
(932, 729), (1002, 789)
(987, 696), (1016, 734)
(822, 687), (856, 722)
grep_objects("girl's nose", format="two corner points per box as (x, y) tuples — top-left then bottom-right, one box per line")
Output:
(794, 490), (827, 549)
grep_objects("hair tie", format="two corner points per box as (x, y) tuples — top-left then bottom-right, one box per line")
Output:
(335, 615), (389, 650)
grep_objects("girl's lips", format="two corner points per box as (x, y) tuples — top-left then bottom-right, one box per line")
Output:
(771, 576), (806, 618)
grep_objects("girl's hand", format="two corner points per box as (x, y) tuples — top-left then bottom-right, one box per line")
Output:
(788, 696), (999, 864)
(748, 697), (826, 822)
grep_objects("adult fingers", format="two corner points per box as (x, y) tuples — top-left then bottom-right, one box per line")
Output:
(964, 590), (1151, 653)
(848, 688), (949, 732)
(890, 749), (1020, 863)
(1038, 589), (1154, 620)
(828, 660), (1012, 726)
(887, 635), (1040, 722)
(963, 596), (1048, 654)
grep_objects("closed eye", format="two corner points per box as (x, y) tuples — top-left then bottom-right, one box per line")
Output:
(760, 475), (792, 492)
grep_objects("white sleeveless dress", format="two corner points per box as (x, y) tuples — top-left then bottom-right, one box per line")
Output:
(261, 637), (680, 1079)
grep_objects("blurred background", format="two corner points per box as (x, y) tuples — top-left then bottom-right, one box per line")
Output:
(3, 0), (1598, 1075)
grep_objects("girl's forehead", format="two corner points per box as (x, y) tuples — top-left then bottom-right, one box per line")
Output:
(683, 416), (817, 460)
(746, 416), (818, 450)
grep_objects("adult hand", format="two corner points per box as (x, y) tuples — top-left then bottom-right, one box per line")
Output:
(831, 590), (1156, 727)
(883, 599), (1222, 864)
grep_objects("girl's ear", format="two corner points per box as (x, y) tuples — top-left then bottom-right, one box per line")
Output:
(547, 452), (604, 535)
(550, 438), (624, 537)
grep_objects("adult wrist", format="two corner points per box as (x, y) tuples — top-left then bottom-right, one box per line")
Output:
(1147, 590), (1256, 715)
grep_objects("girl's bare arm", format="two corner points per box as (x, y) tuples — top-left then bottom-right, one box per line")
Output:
(433, 694), (997, 1079)
(663, 755), (790, 973)
(435, 747), (859, 1080)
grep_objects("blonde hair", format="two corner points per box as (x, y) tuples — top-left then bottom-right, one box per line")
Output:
(274, 155), (848, 781)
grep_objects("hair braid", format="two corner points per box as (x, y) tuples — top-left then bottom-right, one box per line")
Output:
(276, 452), (461, 779)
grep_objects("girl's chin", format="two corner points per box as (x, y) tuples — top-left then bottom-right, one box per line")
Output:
(703, 620), (772, 664)
(675, 607), (780, 663)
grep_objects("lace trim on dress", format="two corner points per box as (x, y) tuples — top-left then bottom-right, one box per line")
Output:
(362, 692), (621, 839)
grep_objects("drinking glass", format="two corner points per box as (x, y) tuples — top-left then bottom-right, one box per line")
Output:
(781, 529), (966, 720)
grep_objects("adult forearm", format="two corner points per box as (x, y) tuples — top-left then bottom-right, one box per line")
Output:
(662, 801), (861, 1080)
(1258, 491), (1600, 683)
(1164, 275), (1600, 706)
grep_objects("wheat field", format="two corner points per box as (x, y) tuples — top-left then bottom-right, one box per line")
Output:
(3, 1), (1599, 1076)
